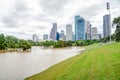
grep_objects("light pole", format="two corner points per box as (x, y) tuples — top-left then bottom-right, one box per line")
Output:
(106, 2), (112, 44)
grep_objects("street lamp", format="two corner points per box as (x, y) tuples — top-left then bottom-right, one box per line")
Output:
(106, 2), (112, 44)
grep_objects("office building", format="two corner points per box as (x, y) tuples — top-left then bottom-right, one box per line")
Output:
(75, 15), (86, 40)
(33, 34), (39, 42)
(56, 32), (60, 40)
(86, 21), (91, 40)
(50, 23), (57, 40)
(66, 24), (72, 41)
(103, 14), (111, 38)
(60, 30), (66, 41)
(43, 34), (48, 40)
(91, 27), (98, 39)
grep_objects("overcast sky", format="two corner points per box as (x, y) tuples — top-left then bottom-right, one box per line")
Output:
(0, 0), (120, 40)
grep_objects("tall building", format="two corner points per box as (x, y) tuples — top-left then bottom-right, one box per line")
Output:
(50, 23), (57, 40)
(60, 30), (66, 41)
(91, 27), (98, 39)
(33, 34), (39, 42)
(66, 24), (72, 41)
(98, 34), (102, 39)
(43, 34), (48, 40)
(86, 21), (91, 40)
(56, 32), (60, 40)
(72, 33), (75, 41)
(103, 14), (111, 38)
(75, 15), (86, 41)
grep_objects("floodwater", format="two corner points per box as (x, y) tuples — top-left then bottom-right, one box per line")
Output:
(0, 47), (84, 80)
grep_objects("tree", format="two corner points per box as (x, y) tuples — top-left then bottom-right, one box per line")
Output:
(53, 40), (66, 48)
(75, 40), (84, 46)
(66, 41), (73, 46)
(6, 36), (18, 48)
(0, 34), (7, 50)
(18, 39), (31, 51)
(113, 16), (120, 42)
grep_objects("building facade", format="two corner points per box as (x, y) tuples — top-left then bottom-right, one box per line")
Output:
(43, 34), (48, 40)
(91, 27), (98, 39)
(86, 21), (91, 40)
(75, 15), (86, 41)
(60, 30), (66, 41)
(103, 14), (111, 38)
(50, 23), (57, 40)
(33, 34), (39, 42)
(66, 24), (72, 41)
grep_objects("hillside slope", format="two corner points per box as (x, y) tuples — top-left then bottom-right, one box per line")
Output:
(25, 43), (120, 80)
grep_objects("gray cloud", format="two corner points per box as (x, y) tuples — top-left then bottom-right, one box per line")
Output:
(2, 0), (30, 28)
(0, 0), (120, 39)
(40, 0), (71, 16)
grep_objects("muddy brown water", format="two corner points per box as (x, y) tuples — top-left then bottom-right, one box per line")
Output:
(0, 46), (84, 80)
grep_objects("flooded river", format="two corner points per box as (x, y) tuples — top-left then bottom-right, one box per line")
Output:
(0, 47), (84, 80)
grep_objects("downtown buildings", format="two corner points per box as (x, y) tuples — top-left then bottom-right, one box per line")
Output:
(34, 15), (105, 41)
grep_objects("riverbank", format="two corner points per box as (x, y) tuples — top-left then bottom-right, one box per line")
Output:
(25, 43), (120, 80)
(0, 49), (18, 53)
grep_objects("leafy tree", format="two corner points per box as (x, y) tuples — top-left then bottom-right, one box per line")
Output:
(0, 34), (7, 50)
(75, 40), (84, 46)
(6, 36), (18, 48)
(113, 16), (120, 42)
(53, 40), (66, 48)
(66, 41), (73, 46)
(18, 39), (31, 51)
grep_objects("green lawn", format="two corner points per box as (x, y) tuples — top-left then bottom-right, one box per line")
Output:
(25, 43), (120, 80)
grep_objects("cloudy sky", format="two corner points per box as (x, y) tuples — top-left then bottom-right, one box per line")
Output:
(0, 0), (120, 40)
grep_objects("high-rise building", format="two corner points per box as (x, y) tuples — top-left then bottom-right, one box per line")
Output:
(50, 23), (57, 40)
(98, 34), (102, 39)
(86, 21), (91, 40)
(91, 27), (98, 39)
(33, 34), (39, 42)
(66, 24), (72, 41)
(43, 34), (48, 40)
(56, 32), (60, 40)
(72, 33), (75, 41)
(60, 30), (66, 41)
(75, 15), (86, 41)
(103, 14), (111, 38)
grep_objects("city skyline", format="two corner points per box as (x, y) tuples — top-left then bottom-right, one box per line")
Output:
(0, 0), (120, 40)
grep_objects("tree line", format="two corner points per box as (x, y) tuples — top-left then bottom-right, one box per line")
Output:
(0, 34), (32, 50)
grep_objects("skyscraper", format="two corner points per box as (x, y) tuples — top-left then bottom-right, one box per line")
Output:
(66, 24), (72, 41)
(60, 30), (66, 41)
(75, 15), (86, 41)
(103, 14), (111, 38)
(91, 27), (98, 39)
(33, 34), (39, 42)
(43, 34), (48, 40)
(50, 23), (57, 40)
(86, 21), (91, 40)
(56, 32), (60, 40)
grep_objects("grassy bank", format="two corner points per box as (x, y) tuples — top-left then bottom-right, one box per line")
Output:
(25, 43), (120, 80)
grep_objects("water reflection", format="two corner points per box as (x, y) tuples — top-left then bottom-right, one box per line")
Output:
(0, 47), (83, 80)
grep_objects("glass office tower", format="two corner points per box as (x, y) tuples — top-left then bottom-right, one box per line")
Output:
(75, 15), (86, 41)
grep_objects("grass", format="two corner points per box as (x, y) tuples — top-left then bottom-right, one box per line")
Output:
(25, 43), (120, 80)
